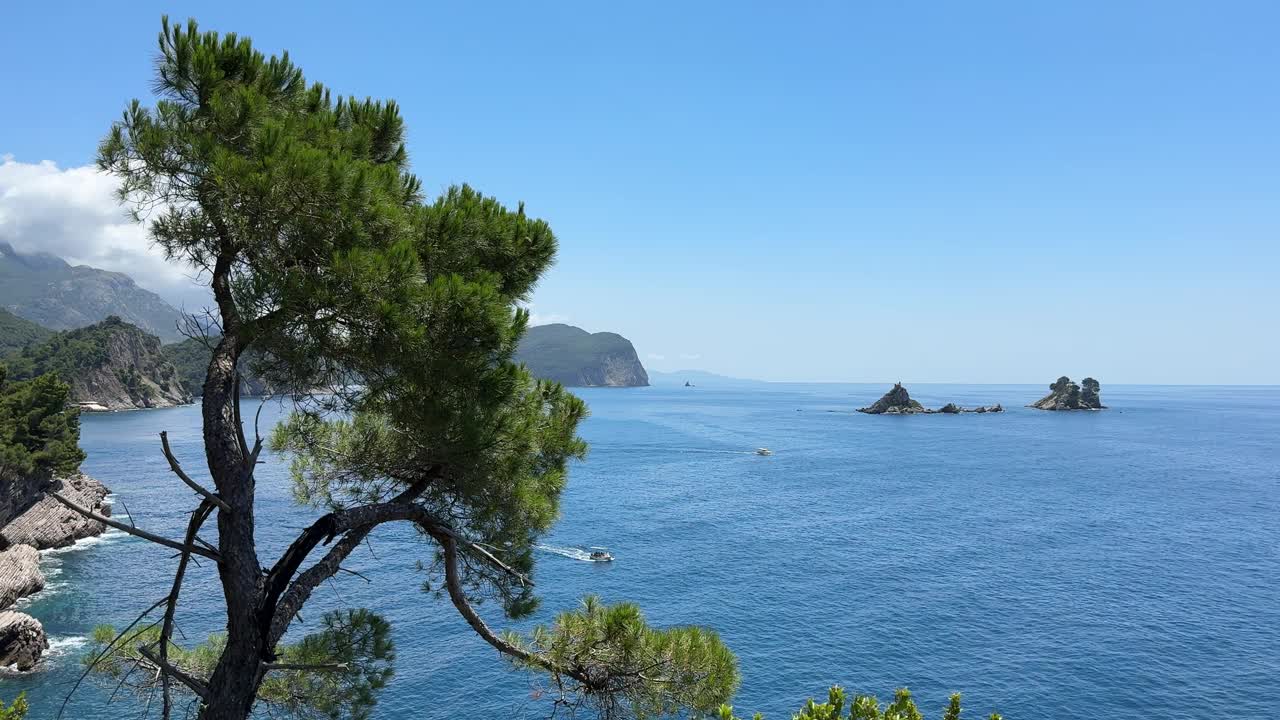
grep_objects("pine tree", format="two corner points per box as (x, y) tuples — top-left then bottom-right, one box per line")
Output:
(75, 16), (736, 720)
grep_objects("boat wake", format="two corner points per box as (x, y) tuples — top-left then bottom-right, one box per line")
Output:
(537, 544), (606, 562)
(598, 444), (764, 456)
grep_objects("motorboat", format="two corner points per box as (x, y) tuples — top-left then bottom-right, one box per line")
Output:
(755, 448), (773, 456)
(588, 547), (614, 562)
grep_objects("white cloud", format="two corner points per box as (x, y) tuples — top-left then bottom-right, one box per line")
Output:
(647, 353), (666, 360)
(0, 156), (209, 309)
(679, 353), (702, 360)
(526, 308), (570, 326)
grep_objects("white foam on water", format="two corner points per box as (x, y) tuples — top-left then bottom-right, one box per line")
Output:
(14, 580), (68, 608)
(536, 544), (600, 562)
(46, 636), (89, 654)
(39, 530), (124, 557)
(0, 636), (88, 677)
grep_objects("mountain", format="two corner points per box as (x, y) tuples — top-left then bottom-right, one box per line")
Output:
(0, 242), (185, 342)
(3, 316), (191, 410)
(0, 309), (53, 356)
(648, 369), (766, 388)
(515, 324), (649, 387)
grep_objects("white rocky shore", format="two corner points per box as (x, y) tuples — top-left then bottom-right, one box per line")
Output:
(0, 473), (111, 671)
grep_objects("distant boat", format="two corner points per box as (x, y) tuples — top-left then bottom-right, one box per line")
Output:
(755, 448), (773, 456)
(685, 381), (694, 387)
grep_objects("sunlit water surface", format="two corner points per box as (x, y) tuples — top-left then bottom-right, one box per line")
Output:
(3, 383), (1278, 719)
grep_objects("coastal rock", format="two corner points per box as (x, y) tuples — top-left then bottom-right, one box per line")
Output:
(0, 546), (44, 610)
(0, 474), (110, 551)
(0, 611), (48, 671)
(859, 383), (926, 414)
(0, 471), (47, 532)
(860, 385), (1005, 415)
(1030, 376), (1105, 410)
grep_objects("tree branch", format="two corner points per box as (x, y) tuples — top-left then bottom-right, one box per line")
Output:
(49, 491), (219, 561)
(160, 431), (230, 512)
(433, 532), (590, 686)
(159, 499), (216, 720)
(137, 645), (210, 701)
(261, 662), (349, 672)
(261, 475), (437, 647)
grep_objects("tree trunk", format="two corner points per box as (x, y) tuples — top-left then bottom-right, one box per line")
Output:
(196, 334), (267, 719)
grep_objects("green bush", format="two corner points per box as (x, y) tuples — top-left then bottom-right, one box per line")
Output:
(718, 686), (1000, 720)
(0, 364), (85, 479)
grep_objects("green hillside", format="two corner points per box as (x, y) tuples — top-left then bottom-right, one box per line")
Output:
(4, 316), (190, 410)
(0, 309), (53, 356)
(162, 336), (270, 397)
(515, 324), (649, 387)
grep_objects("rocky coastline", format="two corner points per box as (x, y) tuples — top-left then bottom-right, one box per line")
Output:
(858, 383), (1004, 415)
(0, 472), (111, 671)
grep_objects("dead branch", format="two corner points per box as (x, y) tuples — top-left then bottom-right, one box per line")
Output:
(57, 597), (169, 720)
(158, 499), (217, 719)
(48, 491), (219, 561)
(160, 431), (230, 512)
(260, 662), (350, 672)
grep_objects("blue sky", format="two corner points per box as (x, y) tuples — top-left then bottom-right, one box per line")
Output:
(2, 2), (1276, 383)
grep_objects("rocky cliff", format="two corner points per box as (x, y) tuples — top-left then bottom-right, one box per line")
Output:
(515, 324), (649, 387)
(1029, 376), (1105, 410)
(0, 546), (43, 610)
(0, 474), (111, 550)
(0, 611), (46, 671)
(0, 472), (109, 670)
(5, 317), (192, 410)
(859, 384), (1004, 415)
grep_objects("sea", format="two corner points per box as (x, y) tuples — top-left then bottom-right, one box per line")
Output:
(2, 383), (1277, 719)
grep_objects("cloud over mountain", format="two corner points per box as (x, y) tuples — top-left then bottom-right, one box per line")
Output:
(0, 156), (209, 309)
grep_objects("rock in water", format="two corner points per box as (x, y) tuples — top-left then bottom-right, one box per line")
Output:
(859, 383), (927, 414)
(1030, 376), (1105, 410)
(0, 546), (44, 610)
(0, 474), (111, 550)
(860, 386), (1005, 415)
(0, 611), (48, 670)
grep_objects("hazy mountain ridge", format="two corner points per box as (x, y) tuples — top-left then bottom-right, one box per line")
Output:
(0, 242), (186, 342)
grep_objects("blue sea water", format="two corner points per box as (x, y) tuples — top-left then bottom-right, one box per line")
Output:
(2, 383), (1278, 719)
